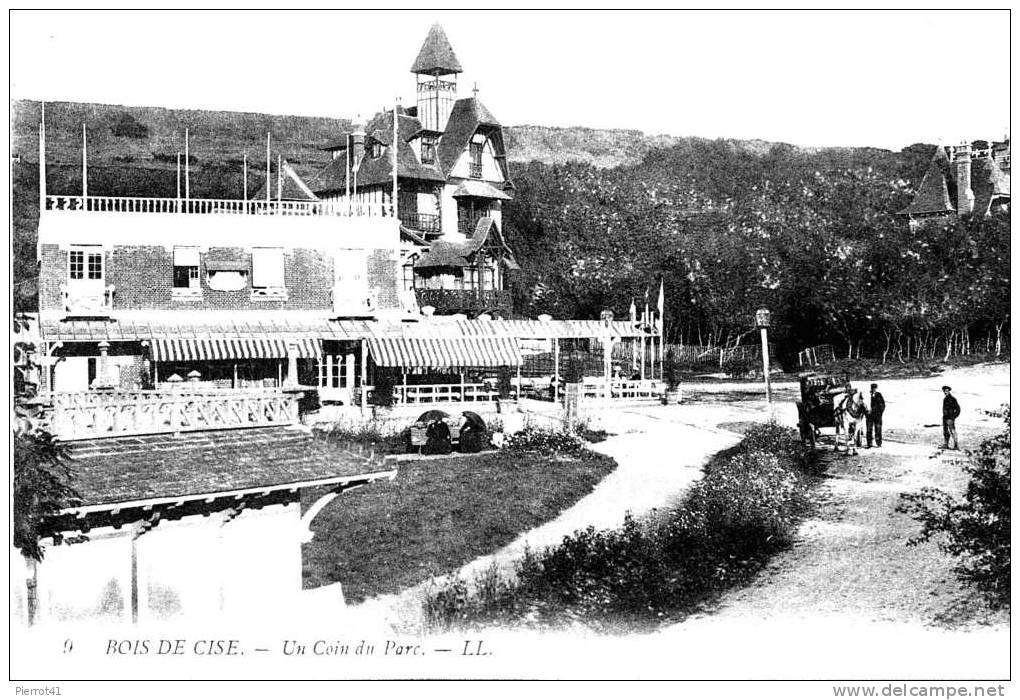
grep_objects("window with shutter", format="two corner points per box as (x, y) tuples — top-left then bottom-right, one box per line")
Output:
(251, 247), (287, 299)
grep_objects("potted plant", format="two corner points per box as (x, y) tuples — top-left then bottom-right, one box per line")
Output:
(371, 371), (396, 411)
(661, 348), (682, 404)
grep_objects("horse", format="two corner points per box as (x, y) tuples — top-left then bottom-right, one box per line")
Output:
(833, 389), (867, 455)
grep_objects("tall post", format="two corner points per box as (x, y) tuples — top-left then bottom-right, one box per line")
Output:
(345, 137), (351, 206)
(277, 154), (283, 203)
(81, 123), (88, 200)
(553, 337), (559, 402)
(392, 101), (399, 218)
(516, 360), (522, 405)
(38, 103), (46, 213)
(360, 339), (368, 415)
(756, 309), (773, 409)
(176, 152), (182, 204)
(265, 133), (271, 205)
(242, 151), (248, 213)
(184, 128), (190, 201)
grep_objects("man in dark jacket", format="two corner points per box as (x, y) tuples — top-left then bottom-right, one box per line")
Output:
(942, 386), (960, 450)
(867, 383), (885, 448)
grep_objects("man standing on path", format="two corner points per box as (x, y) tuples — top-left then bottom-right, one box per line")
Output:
(942, 385), (960, 450)
(867, 383), (885, 448)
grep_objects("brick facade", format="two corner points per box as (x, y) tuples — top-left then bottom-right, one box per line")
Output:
(367, 249), (400, 310)
(40, 243), (400, 314)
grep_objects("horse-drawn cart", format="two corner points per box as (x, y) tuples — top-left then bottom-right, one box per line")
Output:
(796, 372), (850, 447)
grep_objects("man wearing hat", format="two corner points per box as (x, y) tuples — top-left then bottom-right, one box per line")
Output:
(942, 386), (960, 450)
(866, 383), (885, 448)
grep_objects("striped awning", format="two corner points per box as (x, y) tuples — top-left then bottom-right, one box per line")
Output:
(150, 337), (321, 362)
(367, 336), (521, 368)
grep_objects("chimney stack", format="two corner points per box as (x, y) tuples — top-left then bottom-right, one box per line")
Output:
(954, 142), (974, 216)
(351, 117), (367, 161)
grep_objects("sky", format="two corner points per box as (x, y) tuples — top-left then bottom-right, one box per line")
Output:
(8, 9), (1012, 151)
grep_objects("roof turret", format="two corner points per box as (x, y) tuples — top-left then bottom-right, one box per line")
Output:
(411, 23), (463, 75)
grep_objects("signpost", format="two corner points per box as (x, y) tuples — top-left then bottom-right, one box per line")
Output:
(756, 308), (773, 408)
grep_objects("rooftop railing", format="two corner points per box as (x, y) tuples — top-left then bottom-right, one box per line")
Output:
(45, 195), (394, 218)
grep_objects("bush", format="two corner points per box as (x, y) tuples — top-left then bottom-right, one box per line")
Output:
(371, 372), (396, 407)
(424, 419), (815, 631)
(663, 348), (681, 390)
(504, 424), (587, 457)
(898, 406), (1010, 608)
(13, 428), (81, 562)
(497, 368), (513, 399)
(319, 418), (408, 455)
(297, 388), (321, 415)
(110, 112), (149, 139)
(722, 356), (754, 377)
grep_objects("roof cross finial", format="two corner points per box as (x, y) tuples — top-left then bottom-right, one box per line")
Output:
(472, 82), (479, 98)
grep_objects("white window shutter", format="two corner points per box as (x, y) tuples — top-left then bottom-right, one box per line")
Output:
(174, 247), (200, 267)
(252, 248), (284, 288)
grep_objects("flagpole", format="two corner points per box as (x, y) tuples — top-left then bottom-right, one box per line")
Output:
(277, 153), (283, 203)
(266, 133), (271, 206)
(243, 151), (248, 213)
(184, 128), (190, 202)
(176, 152), (181, 210)
(81, 123), (88, 200)
(392, 100), (399, 218)
(38, 103), (46, 213)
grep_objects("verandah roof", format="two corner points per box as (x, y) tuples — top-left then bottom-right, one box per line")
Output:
(150, 337), (321, 362)
(366, 336), (521, 368)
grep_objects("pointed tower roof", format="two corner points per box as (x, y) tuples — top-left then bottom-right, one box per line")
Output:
(411, 23), (463, 75)
(899, 146), (956, 216)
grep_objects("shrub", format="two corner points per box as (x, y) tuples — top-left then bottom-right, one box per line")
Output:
(424, 419), (815, 631)
(110, 112), (149, 139)
(898, 406), (1010, 608)
(503, 424), (586, 457)
(297, 388), (321, 415)
(13, 428), (81, 562)
(497, 367), (513, 399)
(722, 356), (753, 377)
(563, 357), (584, 384)
(736, 421), (813, 473)
(663, 348), (681, 390)
(319, 418), (408, 455)
(371, 372), (396, 407)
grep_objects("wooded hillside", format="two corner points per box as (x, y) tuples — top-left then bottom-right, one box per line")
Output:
(11, 100), (1010, 362)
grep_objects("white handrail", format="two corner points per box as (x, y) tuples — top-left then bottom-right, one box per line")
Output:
(46, 195), (393, 218)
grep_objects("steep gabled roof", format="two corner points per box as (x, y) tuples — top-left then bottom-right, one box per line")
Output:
(437, 97), (505, 175)
(972, 155), (1011, 217)
(411, 23), (463, 75)
(899, 146), (955, 216)
(251, 160), (319, 202)
(307, 111), (445, 194)
(414, 218), (518, 269)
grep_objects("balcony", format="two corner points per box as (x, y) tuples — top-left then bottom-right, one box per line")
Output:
(61, 283), (115, 316)
(458, 214), (489, 235)
(399, 212), (441, 234)
(45, 195), (392, 218)
(415, 288), (512, 316)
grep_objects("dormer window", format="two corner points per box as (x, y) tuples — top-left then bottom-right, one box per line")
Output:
(421, 135), (437, 165)
(370, 141), (383, 159)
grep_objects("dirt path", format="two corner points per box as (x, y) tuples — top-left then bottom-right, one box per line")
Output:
(652, 363), (1011, 678)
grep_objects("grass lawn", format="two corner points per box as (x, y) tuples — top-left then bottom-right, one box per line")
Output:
(301, 449), (617, 602)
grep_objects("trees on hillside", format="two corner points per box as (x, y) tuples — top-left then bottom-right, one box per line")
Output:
(503, 140), (1009, 362)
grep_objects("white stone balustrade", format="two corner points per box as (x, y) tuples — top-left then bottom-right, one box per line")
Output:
(46, 195), (393, 218)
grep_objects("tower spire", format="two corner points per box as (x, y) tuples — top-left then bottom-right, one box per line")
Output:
(412, 23), (461, 133)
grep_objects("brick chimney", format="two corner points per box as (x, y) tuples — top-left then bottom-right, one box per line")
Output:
(954, 142), (975, 216)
